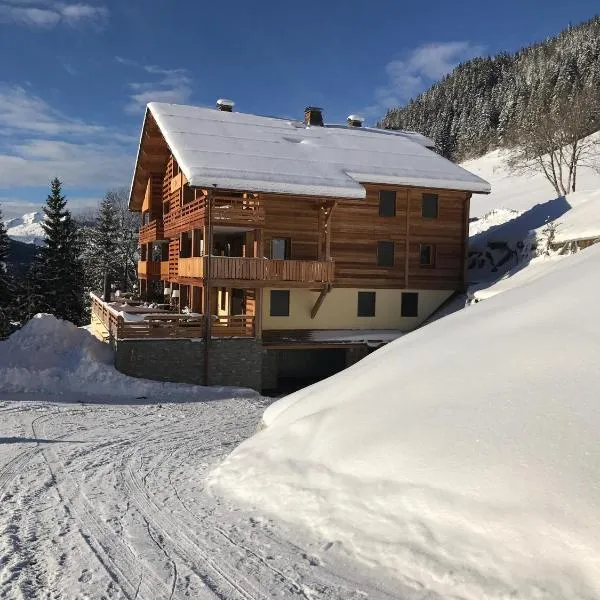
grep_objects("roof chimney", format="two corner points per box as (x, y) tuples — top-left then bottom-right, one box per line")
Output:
(304, 106), (324, 127)
(347, 114), (364, 128)
(216, 98), (235, 112)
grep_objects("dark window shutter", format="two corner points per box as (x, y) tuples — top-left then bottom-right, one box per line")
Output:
(422, 194), (439, 218)
(401, 292), (419, 317)
(378, 190), (396, 216)
(270, 290), (290, 316)
(377, 241), (395, 267)
(419, 244), (435, 266)
(357, 291), (376, 317)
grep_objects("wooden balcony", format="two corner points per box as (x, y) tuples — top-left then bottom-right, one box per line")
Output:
(137, 260), (161, 279)
(160, 261), (169, 278)
(178, 256), (335, 286)
(89, 293), (254, 340)
(139, 219), (164, 245)
(163, 195), (265, 238)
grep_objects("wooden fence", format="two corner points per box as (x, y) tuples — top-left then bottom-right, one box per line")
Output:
(90, 293), (255, 339)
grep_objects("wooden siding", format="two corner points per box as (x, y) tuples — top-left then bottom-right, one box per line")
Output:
(262, 195), (320, 261)
(329, 184), (469, 289)
(135, 147), (472, 294)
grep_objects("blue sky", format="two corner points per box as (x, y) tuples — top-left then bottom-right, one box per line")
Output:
(0, 0), (598, 219)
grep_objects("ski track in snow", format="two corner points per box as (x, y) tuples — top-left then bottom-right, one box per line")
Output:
(0, 398), (400, 600)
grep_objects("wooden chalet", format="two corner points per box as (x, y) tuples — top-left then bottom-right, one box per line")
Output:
(91, 100), (490, 391)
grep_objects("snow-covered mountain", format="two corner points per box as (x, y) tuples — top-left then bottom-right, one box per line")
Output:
(4, 211), (45, 245)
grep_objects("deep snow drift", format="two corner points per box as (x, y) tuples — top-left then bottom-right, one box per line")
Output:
(211, 243), (600, 599)
(0, 314), (250, 400)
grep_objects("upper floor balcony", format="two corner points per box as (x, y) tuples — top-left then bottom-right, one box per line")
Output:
(139, 219), (165, 245)
(163, 193), (265, 239)
(177, 256), (335, 287)
(138, 260), (169, 279)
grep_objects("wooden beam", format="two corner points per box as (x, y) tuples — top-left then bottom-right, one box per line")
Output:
(310, 285), (331, 319)
(203, 190), (214, 386)
(404, 189), (410, 288)
(255, 287), (263, 340)
(325, 201), (337, 261)
(461, 193), (471, 292)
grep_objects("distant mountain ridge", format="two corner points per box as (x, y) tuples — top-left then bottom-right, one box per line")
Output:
(4, 211), (45, 245)
(381, 16), (600, 161)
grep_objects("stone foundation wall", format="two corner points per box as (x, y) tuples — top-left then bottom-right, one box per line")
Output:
(114, 338), (373, 392)
(114, 338), (263, 391)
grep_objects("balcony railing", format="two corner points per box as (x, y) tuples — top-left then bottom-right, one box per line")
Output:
(160, 261), (169, 278)
(178, 256), (335, 285)
(137, 260), (162, 278)
(163, 195), (264, 238)
(139, 219), (164, 245)
(90, 293), (255, 339)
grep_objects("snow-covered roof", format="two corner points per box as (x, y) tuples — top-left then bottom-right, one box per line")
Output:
(142, 102), (491, 199)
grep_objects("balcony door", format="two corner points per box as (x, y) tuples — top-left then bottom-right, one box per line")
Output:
(271, 238), (291, 260)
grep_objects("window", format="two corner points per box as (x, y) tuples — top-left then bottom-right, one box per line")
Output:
(270, 290), (290, 316)
(422, 193), (439, 219)
(271, 238), (291, 260)
(401, 292), (419, 317)
(378, 190), (396, 217)
(419, 244), (436, 266)
(357, 291), (376, 317)
(220, 288), (227, 311)
(377, 241), (395, 267)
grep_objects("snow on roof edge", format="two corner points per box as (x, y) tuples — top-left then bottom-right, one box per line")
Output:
(349, 172), (491, 194)
(145, 101), (491, 199)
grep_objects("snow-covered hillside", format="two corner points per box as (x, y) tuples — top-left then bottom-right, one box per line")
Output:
(210, 242), (600, 600)
(4, 210), (45, 244)
(464, 133), (600, 242)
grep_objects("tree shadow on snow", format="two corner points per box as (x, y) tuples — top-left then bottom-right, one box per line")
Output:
(0, 388), (263, 407)
(470, 195), (572, 247)
(0, 436), (84, 444)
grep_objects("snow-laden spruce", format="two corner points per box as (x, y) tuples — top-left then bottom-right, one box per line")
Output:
(210, 243), (600, 600)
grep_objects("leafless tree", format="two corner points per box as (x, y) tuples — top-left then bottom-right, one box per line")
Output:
(507, 88), (600, 196)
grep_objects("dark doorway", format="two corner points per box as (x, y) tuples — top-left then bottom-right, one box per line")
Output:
(266, 348), (349, 395)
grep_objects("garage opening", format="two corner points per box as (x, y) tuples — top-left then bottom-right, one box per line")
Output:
(264, 348), (349, 395)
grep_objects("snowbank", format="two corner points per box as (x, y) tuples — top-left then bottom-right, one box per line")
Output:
(0, 314), (252, 401)
(211, 245), (600, 599)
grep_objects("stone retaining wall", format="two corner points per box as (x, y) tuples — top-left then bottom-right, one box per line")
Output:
(114, 338), (263, 390)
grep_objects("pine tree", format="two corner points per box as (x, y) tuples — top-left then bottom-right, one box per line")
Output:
(0, 206), (12, 338)
(33, 178), (86, 325)
(82, 194), (121, 293)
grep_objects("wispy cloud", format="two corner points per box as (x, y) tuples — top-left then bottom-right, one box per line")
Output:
(116, 56), (193, 113)
(363, 41), (485, 118)
(0, 1), (108, 28)
(0, 85), (134, 194)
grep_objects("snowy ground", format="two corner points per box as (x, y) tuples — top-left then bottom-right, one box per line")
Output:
(0, 317), (404, 599)
(0, 396), (411, 599)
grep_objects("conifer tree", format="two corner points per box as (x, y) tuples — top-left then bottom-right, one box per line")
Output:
(33, 178), (86, 324)
(82, 194), (121, 293)
(0, 206), (12, 338)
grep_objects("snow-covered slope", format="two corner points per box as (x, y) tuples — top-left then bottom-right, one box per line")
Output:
(211, 243), (600, 600)
(0, 314), (253, 401)
(4, 211), (45, 244)
(463, 134), (600, 242)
